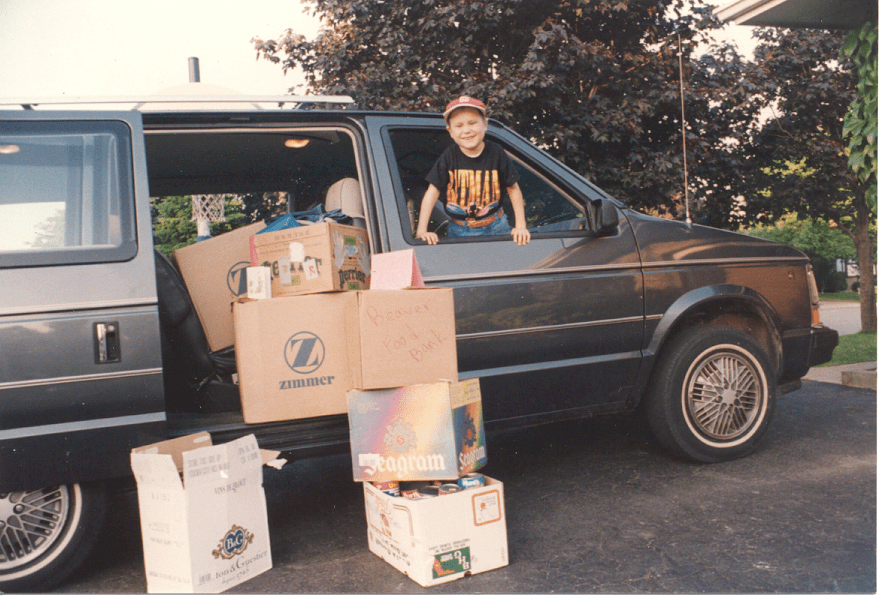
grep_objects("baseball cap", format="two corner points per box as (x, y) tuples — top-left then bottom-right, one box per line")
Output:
(443, 96), (487, 121)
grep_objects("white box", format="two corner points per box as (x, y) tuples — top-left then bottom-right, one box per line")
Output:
(363, 477), (509, 586)
(130, 433), (281, 593)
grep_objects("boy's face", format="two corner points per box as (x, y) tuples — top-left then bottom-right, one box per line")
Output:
(446, 107), (488, 155)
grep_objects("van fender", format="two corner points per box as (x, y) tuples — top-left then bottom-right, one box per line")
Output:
(631, 284), (783, 405)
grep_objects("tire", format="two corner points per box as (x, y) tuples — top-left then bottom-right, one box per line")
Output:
(0, 482), (107, 593)
(645, 325), (777, 463)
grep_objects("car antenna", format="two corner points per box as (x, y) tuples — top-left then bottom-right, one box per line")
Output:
(678, 34), (693, 227)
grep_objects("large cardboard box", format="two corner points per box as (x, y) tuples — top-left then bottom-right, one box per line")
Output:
(174, 221), (266, 352)
(232, 288), (458, 424)
(355, 288), (458, 389)
(363, 476), (508, 586)
(249, 222), (370, 298)
(348, 379), (486, 482)
(130, 433), (283, 593)
(233, 293), (361, 424)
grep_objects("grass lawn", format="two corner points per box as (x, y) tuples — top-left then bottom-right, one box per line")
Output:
(818, 331), (878, 366)
(820, 292), (861, 302)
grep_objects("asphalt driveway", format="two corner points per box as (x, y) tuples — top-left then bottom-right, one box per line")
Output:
(58, 379), (876, 594)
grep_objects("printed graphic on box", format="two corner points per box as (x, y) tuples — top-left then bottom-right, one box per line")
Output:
(249, 223), (369, 298)
(349, 380), (486, 482)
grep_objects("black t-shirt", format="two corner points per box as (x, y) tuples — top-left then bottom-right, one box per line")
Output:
(426, 140), (519, 219)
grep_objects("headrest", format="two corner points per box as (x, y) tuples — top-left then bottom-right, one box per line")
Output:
(325, 178), (365, 219)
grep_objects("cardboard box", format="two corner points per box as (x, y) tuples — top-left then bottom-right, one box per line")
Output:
(355, 288), (458, 389)
(249, 222), (370, 298)
(232, 288), (458, 424)
(130, 433), (284, 594)
(174, 221), (266, 351)
(233, 293), (361, 424)
(363, 476), (508, 586)
(348, 379), (486, 482)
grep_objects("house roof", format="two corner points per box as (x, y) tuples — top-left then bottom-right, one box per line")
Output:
(714, 0), (877, 29)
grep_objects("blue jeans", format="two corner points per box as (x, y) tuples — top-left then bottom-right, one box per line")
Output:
(447, 213), (511, 238)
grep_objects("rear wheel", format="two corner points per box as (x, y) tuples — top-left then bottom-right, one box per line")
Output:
(0, 482), (106, 593)
(645, 325), (776, 463)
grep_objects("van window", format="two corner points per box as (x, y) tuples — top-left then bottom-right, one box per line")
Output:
(0, 120), (137, 267)
(386, 128), (585, 243)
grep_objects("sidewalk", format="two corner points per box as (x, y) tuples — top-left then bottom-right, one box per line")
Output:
(804, 361), (877, 389)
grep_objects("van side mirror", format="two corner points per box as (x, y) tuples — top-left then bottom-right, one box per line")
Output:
(589, 198), (619, 234)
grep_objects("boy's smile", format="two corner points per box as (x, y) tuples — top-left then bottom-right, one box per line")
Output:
(446, 108), (488, 157)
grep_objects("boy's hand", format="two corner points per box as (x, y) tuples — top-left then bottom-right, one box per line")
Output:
(416, 231), (439, 245)
(512, 227), (531, 246)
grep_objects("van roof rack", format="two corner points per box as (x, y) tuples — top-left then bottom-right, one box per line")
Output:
(0, 95), (356, 111)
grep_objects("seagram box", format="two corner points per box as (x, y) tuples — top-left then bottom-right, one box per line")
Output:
(363, 476), (508, 586)
(130, 433), (284, 593)
(249, 222), (370, 298)
(348, 379), (485, 482)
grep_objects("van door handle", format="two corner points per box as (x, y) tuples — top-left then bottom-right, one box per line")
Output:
(95, 322), (121, 363)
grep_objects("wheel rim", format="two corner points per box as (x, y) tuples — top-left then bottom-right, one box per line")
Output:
(683, 344), (769, 447)
(0, 487), (72, 573)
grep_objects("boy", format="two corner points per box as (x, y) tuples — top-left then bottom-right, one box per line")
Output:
(415, 96), (531, 246)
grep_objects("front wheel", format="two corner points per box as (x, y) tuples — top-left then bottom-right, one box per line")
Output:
(0, 482), (106, 593)
(645, 325), (777, 463)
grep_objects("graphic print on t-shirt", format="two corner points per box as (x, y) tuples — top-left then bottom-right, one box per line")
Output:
(445, 169), (502, 218)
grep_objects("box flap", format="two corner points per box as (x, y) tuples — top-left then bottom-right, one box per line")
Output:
(131, 432), (213, 473)
(130, 452), (185, 489)
(369, 249), (425, 290)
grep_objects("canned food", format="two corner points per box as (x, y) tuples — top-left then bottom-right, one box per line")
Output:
(372, 480), (400, 497)
(400, 481), (429, 499)
(417, 485), (440, 498)
(438, 483), (462, 495)
(458, 473), (485, 489)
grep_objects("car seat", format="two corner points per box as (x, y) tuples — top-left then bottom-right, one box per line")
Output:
(324, 177), (366, 228)
(153, 250), (241, 413)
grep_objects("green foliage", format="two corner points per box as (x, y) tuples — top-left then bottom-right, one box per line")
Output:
(150, 196), (251, 258)
(253, 0), (756, 227)
(841, 22), (878, 213)
(748, 214), (856, 292)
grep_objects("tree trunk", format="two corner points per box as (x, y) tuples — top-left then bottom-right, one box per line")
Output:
(854, 197), (877, 333)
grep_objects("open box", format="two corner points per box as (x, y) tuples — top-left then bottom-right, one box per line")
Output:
(363, 476), (509, 586)
(130, 433), (284, 593)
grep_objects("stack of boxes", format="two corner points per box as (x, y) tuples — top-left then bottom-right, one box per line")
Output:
(136, 220), (508, 591)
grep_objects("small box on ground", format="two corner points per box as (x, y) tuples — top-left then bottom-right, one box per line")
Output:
(363, 476), (508, 586)
(130, 432), (284, 594)
(348, 379), (486, 482)
(173, 221), (266, 352)
(249, 222), (370, 298)
(232, 288), (458, 424)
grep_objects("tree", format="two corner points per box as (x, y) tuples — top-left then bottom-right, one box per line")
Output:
(748, 214), (857, 292)
(253, 0), (755, 227)
(737, 28), (876, 332)
(151, 195), (252, 257)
